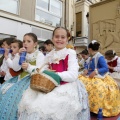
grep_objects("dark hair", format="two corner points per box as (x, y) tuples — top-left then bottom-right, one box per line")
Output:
(88, 41), (100, 51)
(80, 49), (89, 55)
(11, 39), (23, 49)
(0, 40), (3, 47)
(24, 33), (38, 43)
(44, 39), (54, 46)
(105, 50), (116, 58)
(39, 46), (46, 52)
(52, 27), (71, 39)
(2, 37), (15, 46)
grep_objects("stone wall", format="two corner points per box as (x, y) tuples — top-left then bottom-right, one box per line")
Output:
(89, 0), (120, 56)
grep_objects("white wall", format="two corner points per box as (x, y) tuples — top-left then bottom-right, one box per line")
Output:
(0, 17), (32, 40)
(17, 23), (31, 40)
(0, 17), (18, 36)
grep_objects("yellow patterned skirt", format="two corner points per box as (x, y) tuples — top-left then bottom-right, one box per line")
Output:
(78, 75), (120, 117)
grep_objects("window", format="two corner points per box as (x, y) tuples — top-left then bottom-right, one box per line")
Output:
(35, 0), (62, 27)
(36, 0), (49, 10)
(50, 0), (62, 16)
(0, 0), (19, 14)
(76, 12), (82, 37)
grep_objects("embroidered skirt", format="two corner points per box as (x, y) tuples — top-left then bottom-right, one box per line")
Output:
(78, 75), (120, 117)
(0, 76), (30, 120)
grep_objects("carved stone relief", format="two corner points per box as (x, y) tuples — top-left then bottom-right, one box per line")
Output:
(90, 0), (120, 56)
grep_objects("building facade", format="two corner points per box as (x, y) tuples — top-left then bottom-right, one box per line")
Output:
(0, 0), (64, 43)
(74, 0), (102, 53)
(0, 0), (102, 49)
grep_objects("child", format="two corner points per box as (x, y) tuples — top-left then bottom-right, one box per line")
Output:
(105, 50), (120, 87)
(105, 50), (120, 73)
(1, 39), (23, 81)
(44, 39), (54, 52)
(18, 27), (90, 120)
(0, 40), (4, 66)
(0, 33), (45, 120)
(39, 46), (46, 55)
(79, 49), (91, 71)
(0, 37), (15, 83)
(0, 40), (4, 84)
(79, 40), (120, 117)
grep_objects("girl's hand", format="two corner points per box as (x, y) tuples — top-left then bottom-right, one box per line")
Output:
(21, 62), (29, 70)
(82, 69), (88, 76)
(19, 48), (26, 54)
(0, 71), (6, 77)
(47, 69), (56, 72)
(89, 71), (96, 78)
(4, 48), (9, 59)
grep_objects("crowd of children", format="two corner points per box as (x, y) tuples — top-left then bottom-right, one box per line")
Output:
(0, 28), (119, 120)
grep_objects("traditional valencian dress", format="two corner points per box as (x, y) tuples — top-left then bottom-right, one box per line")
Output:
(18, 48), (90, 120)
(79, 52), (120, 117)
(0, 50), (45, 120)
(107, 56), (120, 87)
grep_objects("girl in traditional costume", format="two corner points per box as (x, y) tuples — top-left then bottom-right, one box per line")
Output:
(79, 49), (91, 71)
(0, 37), (15, 83)
(105, 50), (120, 87)
(79, 40), (120, 117)
(1, 39), (23, 81)
(0, 33), (45, 120)
(18, 27), (90, 120)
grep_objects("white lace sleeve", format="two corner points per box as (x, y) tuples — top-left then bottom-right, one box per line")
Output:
(113, 57), (120, 72)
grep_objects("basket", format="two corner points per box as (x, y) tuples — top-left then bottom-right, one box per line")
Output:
(30, 67), (61, 93)
(31, 73), (55, 93)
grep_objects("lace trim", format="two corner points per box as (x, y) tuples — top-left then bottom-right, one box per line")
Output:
(26, 50), (39, 63)
(46, 50), (68, 64)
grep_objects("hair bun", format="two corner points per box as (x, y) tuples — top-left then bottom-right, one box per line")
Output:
(113, 50), (116, 55)
(91, 40), (97, 44)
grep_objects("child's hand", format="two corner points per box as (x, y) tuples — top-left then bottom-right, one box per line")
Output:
(21, 62), (29, 70)
(4, 48), (9, 59)
(19, 48), (26, 54)
(89, 71), (96, 78)
(47, 69), (56, 72)
(82, 69), (88, 76)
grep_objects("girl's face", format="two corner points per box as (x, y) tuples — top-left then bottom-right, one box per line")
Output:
(77, 54), (82, 59)
(52, 28), (68, 51)
(10, 43), (19, 55)
(44, 44), (52, 52)
(105, 56), (113, 61)
(81, 54), (89, 60)
(2, 41), (10, 49)
(88, 48), (92, 55)
(23, 35), (37, 53)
